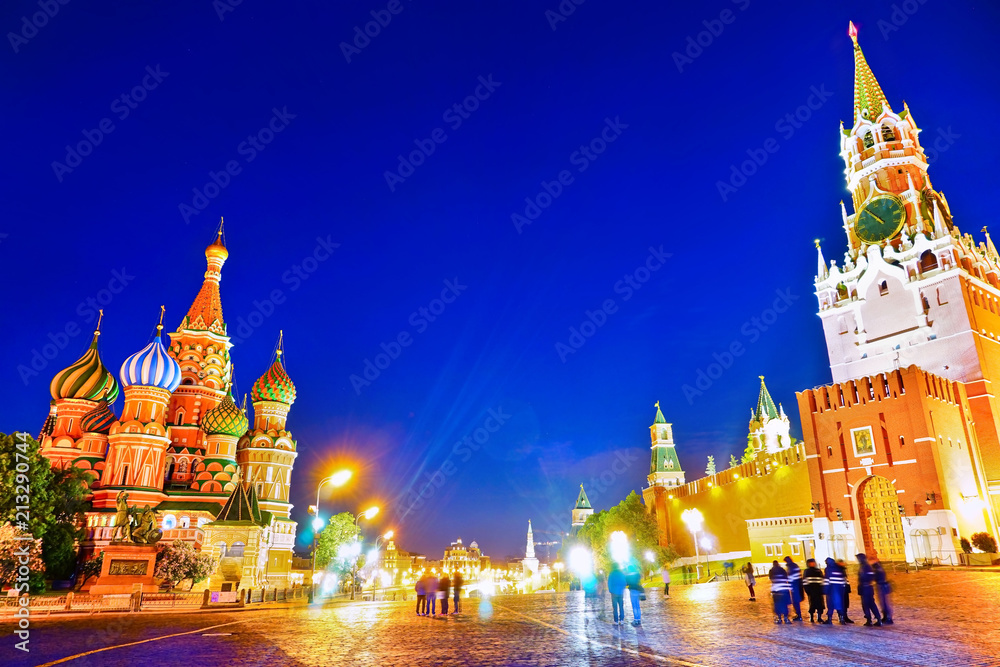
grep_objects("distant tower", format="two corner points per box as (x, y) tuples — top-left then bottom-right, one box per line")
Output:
(748, 376), (791, 454)
(571, 485), (593, 529)
(95, 308), (182, 509)
(521, 520), (539, 578)
(647, 401), (685, 488)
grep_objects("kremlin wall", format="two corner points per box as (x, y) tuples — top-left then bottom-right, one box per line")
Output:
(644, 25), (999, 570)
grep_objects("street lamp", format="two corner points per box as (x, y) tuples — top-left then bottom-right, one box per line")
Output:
(309, 469), (352, 603)
(681, 508), (704, 580)
(553, 562), (563, 591)
(351, 506), (380, 600)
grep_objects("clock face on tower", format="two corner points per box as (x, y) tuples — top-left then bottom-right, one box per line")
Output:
(855, 194), (906, 244)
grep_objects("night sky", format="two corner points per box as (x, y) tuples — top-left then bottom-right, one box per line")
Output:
(3, 1), (999, 560)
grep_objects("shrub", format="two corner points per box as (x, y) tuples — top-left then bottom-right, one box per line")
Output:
(960, 537), (972, 554)
(971, 532), (998, 553)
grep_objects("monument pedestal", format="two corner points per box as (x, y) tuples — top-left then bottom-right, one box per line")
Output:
(89, 544), (158, 595)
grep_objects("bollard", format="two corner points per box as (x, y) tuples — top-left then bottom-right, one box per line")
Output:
(202, 589), (212, 609)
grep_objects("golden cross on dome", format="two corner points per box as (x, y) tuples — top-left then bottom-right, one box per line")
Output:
(654, 400), (660, 409)
(157, 305), (165, 332)
(277, 330), (284, 358)
(95, 309), (104, 335)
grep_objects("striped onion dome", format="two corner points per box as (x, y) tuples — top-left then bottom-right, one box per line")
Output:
(250, 350), (296, 405)
(50, 329), (119, 403)
(81, 397), (116, 434)
(120, 321), (182, 392)
(201, 388), (248, 437)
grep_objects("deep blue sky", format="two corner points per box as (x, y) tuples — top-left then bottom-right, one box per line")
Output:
(2, 1), (998, 560)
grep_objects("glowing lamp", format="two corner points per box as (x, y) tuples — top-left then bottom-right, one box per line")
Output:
(328, 469), (353, 487)
(363, 506), (380, 520)
(383, 530), (394, 540)
(644, 550), (655, 563)
(609, 531), (630, 565)
(312, 517), (324, 531)
(681, 508), (704, 533)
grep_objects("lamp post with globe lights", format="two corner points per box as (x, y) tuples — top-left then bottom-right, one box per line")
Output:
(681, 508), (704, 580)
(308, 469), (352, 602)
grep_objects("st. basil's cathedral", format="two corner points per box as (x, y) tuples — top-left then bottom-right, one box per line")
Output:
(37, 224), (299, 590)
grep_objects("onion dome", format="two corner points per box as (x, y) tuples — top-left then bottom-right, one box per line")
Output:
(205, 224), (229, 262)
(120, 307), (182, 392)
(50, 313), (119, 403)
(250, 334), (296, 405)
(202, 388), (248, 437)
(81, 396), (116, 434)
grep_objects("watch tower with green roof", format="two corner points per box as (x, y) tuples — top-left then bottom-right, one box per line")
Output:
(647, 401), (685, 488)
(748, 376), (791, 455)
(571, 485), (594, 528)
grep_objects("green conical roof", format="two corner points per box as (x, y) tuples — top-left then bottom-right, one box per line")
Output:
(210, 480), (267, 526)
(575, 485), (592, 510)
(849, 21), (891, 124)
(653, 401), (666, 424)
(755, 376), (779, 421)
(650, 445), (683, 475)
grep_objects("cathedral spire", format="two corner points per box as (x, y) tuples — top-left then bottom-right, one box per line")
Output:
(815, 239), (828, 281)
(755, 376), (779, 421)
(848, 21), (891, 124)
(180, 222), (228, 335)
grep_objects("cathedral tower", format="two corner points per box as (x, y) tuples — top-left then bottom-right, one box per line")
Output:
(165, 224), (233, 488)
(747, 377), (791, 455)
(94, 308), (182, 509)
(571, 485), (593, 528)
(647, 402), (685, 488)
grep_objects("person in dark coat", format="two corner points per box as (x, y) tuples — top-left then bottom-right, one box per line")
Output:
(452, 572), (463, 614)
(625, 565), (645, 627)
(802, 558), (826, 623)
(607, 564), (626, 626)
(837, 559), (856, 624)
(743, 562), (757, 601)
(783, 556), (803, 621)
(439, 574), (451, 615)
(823, 557), (849, 624)
(871, 558), (893, 624)
(855, 554), (882, 626)
(768, 561), (791, 624)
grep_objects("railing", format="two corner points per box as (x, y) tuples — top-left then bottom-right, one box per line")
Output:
(138, 592), (204, 609)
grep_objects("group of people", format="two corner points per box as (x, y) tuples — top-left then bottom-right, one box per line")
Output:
(414, 572), (463, 617)
(606, 563), (646, 627)
(748, 554), (893, 626)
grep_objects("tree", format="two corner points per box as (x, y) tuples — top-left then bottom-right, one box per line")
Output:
(741, 438), (756, 464)
(314, 512), (359, 569)
(0, 432), (89, 583)
(971, 532), (998, 553)
(728, 454), (738, 469)
(155, 540), (216, 590)
(575, 491), (671, 573)
(0, 523), (44, 592)
(705, 456), (716, 476)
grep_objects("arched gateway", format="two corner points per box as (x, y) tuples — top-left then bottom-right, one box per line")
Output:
(857, 475), (907, 561)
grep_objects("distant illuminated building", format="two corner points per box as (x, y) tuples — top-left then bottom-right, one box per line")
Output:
(571, 485), (593, 530)
(521, 520), (539, 578)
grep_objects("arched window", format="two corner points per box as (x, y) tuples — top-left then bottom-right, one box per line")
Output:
(881, 125), (896, 142)
(162, 514), (177, 530)
(179, 515), (191, 528)
(919, 251), (938, 273)
(216, 541), (228, 558)
(175, 408), (185, 424)
(178, 459), (189, 473)
(863, 131), (874, 148)
(198, 517), (208, 528)
(229, 542), (245, 558)
(879, 281), (889, 296)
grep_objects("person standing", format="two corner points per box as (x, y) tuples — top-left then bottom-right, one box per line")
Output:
(872, 559), (893, 624)
(452, 571), (463, 614)
(625, 564), (644, 627)
(823, 557), (849, 624)
(439, 573), (451, 616)
(783, 556), (803, 621)
(769, 561), (791, 624)
(802, 558), (826, 623)
(743, 562), (757, 602)
(608, 563), (626, 626)
(837, 559), (856, 624)
(855, 554), (882, 627)
(415, 573), (427, 616)
(425, 573), (439, 616)
(661, 564), (671, 599)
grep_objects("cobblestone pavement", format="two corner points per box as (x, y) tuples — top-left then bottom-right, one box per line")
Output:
(4, 571), (1000, 666)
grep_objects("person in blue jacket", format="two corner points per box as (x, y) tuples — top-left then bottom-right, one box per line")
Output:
(607, 563), (626, 626)
(856, 553), (883, 626)
(625, 564), (645, 627)
(783, 556), (804, 621)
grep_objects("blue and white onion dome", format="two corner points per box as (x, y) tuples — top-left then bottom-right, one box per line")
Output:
(119, 309), (182, 391)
